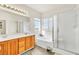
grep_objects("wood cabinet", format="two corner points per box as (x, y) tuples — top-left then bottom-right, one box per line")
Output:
(3, 41), (8, 55)
(0, 35), (35, 55)
(30, 35), (35, 48)
(8, 39), (19, 55)
(7, 40), (11, 55)
(0, 42), (5, 55)
(0, 41), (8, 55)
(18, 37), (25, 54)
(25, 35), (35, 50)
(0, 39), (19, 55)
(25, 36), (31, 50)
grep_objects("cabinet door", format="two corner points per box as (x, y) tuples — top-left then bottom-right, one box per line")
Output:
(3, 41), (8, 55)
(11, 39), (18, 55)
(0, 41), (8, 55)
(30, 35), (35, 48)
(25, 36), (31, 50)
(8, 39), (19, 55)
(19, 37), (25, 54)
(0, 42), (4, 55)
(0, 39), (18, 55)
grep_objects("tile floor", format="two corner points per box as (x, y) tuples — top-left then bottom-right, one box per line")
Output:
(22, 46), (60, 55)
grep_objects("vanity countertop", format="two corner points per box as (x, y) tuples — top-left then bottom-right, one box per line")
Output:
(0, 33), (35, 42)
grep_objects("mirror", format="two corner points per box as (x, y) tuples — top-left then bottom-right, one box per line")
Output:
(0, 20), (6, 34)
(0, 18), (30, 35)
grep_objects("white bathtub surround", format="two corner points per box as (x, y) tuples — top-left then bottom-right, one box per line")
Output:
(36, 35), (53, 49)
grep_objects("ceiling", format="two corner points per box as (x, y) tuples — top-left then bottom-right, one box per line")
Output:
(26, 4), (76, 13)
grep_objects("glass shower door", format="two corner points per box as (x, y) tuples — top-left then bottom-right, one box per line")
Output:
(57, 10), (77, 53)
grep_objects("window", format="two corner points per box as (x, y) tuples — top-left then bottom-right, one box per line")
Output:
(34, 18), (40, 36)
(42, 17), (53, 42)
(43, 18), (49, 36)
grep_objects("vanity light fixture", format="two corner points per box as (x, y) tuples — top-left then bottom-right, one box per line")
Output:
(0, 4), (26, 15)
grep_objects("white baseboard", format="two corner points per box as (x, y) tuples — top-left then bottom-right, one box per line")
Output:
(52, 48), (75, 55)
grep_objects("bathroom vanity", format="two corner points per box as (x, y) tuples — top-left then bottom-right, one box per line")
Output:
(0, 34), (35, 55)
